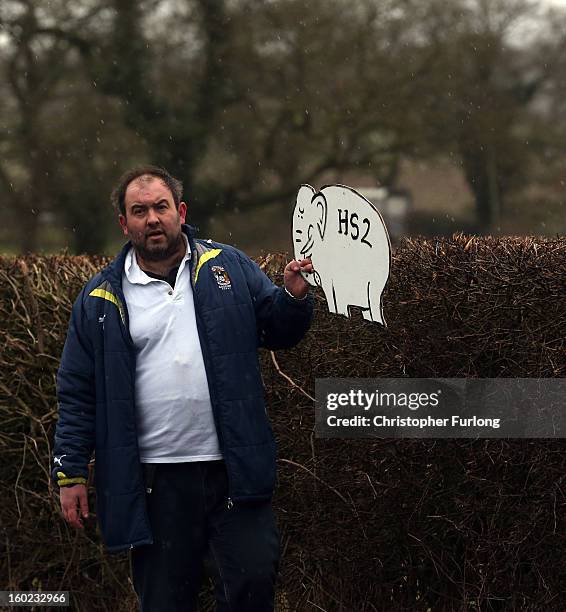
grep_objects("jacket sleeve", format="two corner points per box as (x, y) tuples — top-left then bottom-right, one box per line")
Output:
(51, 286), (96, 487)
(238, 251), (314, 350)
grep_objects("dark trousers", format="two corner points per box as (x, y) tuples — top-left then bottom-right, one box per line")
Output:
(130, 461), (280, 612)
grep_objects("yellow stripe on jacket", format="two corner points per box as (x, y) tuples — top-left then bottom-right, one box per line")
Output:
(89, 288), (126, 323)
(194, 249), (222, 284)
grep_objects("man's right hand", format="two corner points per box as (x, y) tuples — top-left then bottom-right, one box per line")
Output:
(60, 484), (89, 529)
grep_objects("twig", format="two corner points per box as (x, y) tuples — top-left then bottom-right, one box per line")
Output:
(14, 434), (26, 528)
(279, 458), (349, 506)
(270, 352), (315, 402)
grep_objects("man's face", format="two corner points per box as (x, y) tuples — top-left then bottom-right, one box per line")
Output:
(119, 175), (187, 261)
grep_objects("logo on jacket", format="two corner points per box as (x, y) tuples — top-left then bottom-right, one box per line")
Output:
(53, 455), (67, 467)
(211, 266), (232, 290)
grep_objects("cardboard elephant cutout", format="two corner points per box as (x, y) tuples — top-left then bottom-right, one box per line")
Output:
(292, 184), (391, 325)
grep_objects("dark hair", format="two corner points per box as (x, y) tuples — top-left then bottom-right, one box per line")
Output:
(110, 165), (183, 216)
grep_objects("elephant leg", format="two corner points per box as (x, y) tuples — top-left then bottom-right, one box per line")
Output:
(362, 282), (385, 325)
(332, 285), (351, 317)
(321, 281), (350, 316)
(321, 281), (337, 314)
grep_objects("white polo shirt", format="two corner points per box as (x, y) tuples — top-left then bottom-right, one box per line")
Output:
(122, 237), (222, 463)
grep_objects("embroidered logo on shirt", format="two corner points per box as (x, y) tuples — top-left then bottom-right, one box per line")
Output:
(211, 266), (232, 290)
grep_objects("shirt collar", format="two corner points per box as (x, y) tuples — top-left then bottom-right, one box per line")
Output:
(124, 234), (191, 285)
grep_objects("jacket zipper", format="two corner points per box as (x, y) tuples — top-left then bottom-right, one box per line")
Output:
(113, 281), (155, 545)
(188, 240), (234, 510)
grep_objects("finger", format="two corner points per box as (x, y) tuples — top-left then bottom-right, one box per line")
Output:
(68, 506), (84, 530)
(300, 262), (314, 272)
(78, 488), (89, 519)
(61, 498), (71, 523)
(62, 493), (83, 529)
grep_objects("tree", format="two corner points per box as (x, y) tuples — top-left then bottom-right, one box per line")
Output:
(0, 0), (130, 253)
(399, 0), (565, 231)
(36, 0), (423, 230)
(0, 0), (70, 252)
(3, 0), (564, 252)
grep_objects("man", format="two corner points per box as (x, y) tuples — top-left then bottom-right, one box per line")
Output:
(52, 166), (313, 611)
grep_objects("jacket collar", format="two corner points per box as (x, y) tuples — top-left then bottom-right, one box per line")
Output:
(101, 224), (197, 288)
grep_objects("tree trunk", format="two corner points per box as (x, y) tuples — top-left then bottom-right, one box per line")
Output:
(461, 145), (503, 233)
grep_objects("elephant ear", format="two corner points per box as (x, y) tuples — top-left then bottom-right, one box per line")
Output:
(294, 184), (316, 215)
(312, 193), (328, 240)
(292, 184), (316, 262)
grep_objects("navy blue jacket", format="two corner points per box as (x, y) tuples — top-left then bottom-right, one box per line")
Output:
(52, 225), (313, 552)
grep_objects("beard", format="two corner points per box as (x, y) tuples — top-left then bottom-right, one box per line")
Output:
(133, 230), (184, 262)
